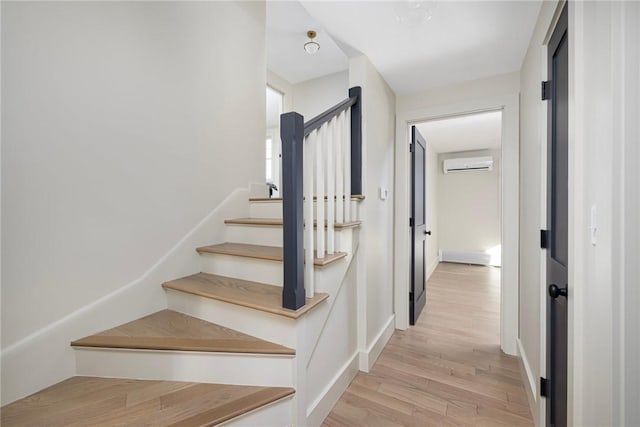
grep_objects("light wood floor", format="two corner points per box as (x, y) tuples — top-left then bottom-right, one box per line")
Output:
(196, 242), (347, 267)
(0, 377), (294, 426)
(71, 309), (294, 355)
(163, 272), (328, 319)
(323, 262), (533, 426)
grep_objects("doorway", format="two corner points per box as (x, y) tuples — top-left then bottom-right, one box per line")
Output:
(409, 111), (503, 331)
(394, 93), (519, 355)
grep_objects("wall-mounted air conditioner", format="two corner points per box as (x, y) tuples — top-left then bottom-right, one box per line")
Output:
(443, 156), (494, 174)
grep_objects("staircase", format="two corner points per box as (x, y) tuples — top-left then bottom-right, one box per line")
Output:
(1, 89), (364, 426)
(1, 196), (362, 426)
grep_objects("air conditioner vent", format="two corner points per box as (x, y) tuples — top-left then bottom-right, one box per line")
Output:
(443, 156), (493, 174)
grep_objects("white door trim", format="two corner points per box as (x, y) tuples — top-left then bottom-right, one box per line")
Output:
(393, 93), (520, 356)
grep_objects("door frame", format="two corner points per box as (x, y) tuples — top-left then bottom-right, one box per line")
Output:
(394, 93), (520, 356)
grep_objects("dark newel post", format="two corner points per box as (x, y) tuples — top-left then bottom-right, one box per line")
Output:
(349, 86), (363, 195)
(280, 112), (306, 310)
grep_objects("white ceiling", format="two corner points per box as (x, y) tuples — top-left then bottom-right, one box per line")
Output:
(300, 0), (541, 94)
(266, 1), (349, 84)
(415, 110), (502, 153)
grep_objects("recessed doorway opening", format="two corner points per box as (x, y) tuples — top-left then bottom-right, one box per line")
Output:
(410, 110), (503, 349)
(394, 93), (519, 356)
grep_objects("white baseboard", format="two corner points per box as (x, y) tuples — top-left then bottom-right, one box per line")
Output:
(359, 315), (395, 372)
(517, 338), (539, 426)
(306, 351), (359, 426)
(440, 250), (493, 266)
(427, 256), (439, 280)
(0, 187), (249, 406)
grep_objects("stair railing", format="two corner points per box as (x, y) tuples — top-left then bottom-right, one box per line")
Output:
(280, 87), (362, 310)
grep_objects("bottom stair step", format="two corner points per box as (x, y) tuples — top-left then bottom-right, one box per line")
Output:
(1, 377), (295, 426)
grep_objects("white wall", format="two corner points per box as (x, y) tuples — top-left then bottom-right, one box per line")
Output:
(305, 257), (359, 425)
(349, 56), (396, 368)
(398, 72), (520, 112)
(426, 143), (439, 275)
(519, 2), (640, 425)
(1, 0), (265, 401)
(619, 6), (640, 424)
(517, 2), (559, 424)
(570, 2), (640, 425)
(0, 0), (3, 400)
(292, 70), (349, 121)
(437, 149), (501, 264)
(267, 70), (294, 114)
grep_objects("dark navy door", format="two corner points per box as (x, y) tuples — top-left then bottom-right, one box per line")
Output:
(410, 126), (427, 325)
(546, 4), (569, 426)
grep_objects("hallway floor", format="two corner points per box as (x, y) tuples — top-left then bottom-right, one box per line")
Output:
(323, 262), (533, 426)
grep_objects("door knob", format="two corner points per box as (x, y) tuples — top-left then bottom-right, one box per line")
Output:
(424, 230), (432, 236)
(548, 284), (568, 299)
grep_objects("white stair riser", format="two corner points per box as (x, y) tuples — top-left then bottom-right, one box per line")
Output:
(225, 225), (354, 250)
(222, 395), (294, 427)
(225, 225), (284, 247)
(312, 260), (350, 296)
(166, 289), (297, 348)
(200, 253), (283, 286)
(74, 348), (294, 387)
(249, 200), (360, 221)
(336, 228), (354, 254)
(249, 202), (282, 219)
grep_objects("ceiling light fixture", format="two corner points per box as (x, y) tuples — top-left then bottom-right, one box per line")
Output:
(304, 30), (320, 54)
(394, 1), (437, 29)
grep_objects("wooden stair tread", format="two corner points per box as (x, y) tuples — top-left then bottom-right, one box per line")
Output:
(163, 273), (329, 319)
(224, 217), (362, 229)
(249, 194), (365, 202)
(196, 242), (347, 266)
(0, 376), (294, 426)
(71, 309), (294, 355)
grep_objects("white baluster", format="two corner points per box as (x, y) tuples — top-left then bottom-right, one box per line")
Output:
(326, 118), (335, 255)
(344, 108), (351, 222)
(304, 132), (315, 296)
(315, 124), (325, 258)
(336, 112), (345, 224)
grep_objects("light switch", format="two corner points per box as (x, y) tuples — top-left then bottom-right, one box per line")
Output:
(379, 187), (388, 200)
(590, 205), (597, 246)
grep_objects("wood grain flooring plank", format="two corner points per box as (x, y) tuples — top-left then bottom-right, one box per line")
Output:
(167, 387), (294, 426)
(71, 309), (294, 355)
(1, 377), (294, 427)
(163, 273), (328, 319)
(196, 242), (347, 267)
(224, 217), (362, 229)
(322, 263), (533, 426)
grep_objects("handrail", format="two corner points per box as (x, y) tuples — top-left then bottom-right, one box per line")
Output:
(279, 86), (362, 311)
(304, 86), (362, 194)
(304, 96), (358, 137)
